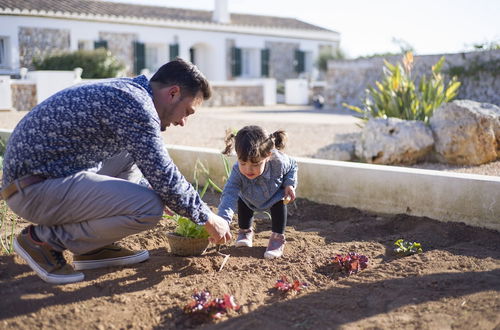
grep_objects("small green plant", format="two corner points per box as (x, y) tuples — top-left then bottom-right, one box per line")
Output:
(33, 48), (125, 79)
(394, 239), (423, 256)
(193, 154), (233, 198)
(276, 83), (285, 95)
(0, 200), (17, 254)
(467, 39), (500, 51)
(193, 159), (223, 198)
(164, 213), (209, 239)
(343, 52), (461, 123)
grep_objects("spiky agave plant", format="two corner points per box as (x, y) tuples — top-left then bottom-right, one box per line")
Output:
(343, 52), (460, 124)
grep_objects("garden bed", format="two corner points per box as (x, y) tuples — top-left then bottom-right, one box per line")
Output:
(0, 191), (499, 329)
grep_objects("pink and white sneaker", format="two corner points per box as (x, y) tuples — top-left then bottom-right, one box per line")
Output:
(264, 232), (285, 259)
(235, 229), (254, 247)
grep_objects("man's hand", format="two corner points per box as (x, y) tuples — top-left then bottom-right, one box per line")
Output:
(204, 213), (232, 245)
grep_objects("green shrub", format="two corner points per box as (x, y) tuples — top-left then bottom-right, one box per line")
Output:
(447, 58), (500, 80)
(33, 49), (125, 79)
(316, 48), (346, 72)
(343, 52), (461, 123)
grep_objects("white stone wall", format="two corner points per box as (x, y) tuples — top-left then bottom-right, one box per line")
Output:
(18, 27), (71, 69)
(9, 75), (276, 109)
(265, 41), (300, 82)
(326, 50), (500, 109)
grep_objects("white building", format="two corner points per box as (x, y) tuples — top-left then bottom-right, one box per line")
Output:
(0, 0), (340, 82)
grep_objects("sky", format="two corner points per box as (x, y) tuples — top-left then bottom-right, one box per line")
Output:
(107, 0), (500, 58)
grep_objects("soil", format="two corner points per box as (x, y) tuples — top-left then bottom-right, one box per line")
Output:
(1, 191), (499, 329)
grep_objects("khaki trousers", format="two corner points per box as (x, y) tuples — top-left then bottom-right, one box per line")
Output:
(6, 152), (164, 254)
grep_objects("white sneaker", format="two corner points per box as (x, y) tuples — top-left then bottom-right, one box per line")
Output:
(264, 232), (285, 259)
(235, 229), (254, 247)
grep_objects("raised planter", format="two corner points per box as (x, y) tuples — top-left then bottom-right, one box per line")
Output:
(1, 129), (498, 232)
(166, 144), (500, 232)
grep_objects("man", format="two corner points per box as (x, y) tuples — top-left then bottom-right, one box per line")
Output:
(1, 58), (231, 284)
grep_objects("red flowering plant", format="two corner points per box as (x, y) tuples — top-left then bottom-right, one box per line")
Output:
(274, 276), (308, 294)
(183, 290), (240, 321)
(332, 252), (369, 275)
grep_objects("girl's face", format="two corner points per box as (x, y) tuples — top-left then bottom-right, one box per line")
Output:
(238, 155), (270, 180)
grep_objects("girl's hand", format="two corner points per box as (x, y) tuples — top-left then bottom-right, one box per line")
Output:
(164, 206), (174, 216)
(284, 185), (296, 204)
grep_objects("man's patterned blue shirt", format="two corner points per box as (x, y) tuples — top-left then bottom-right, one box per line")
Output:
(2, 75), (210, 224)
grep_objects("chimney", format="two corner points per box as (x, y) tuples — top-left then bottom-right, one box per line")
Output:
(212, 0), (230, 24)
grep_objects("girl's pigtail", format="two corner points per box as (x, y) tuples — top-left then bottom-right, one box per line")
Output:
(222, 129), (236, 155)
(270, 130), (287, 150)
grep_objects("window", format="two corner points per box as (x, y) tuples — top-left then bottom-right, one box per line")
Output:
(78, 40), (93, 51)
(295, 49), (313, 76)
(134, 42), (168, 74)
(145, 44), (166, 72)
(189, 47), (195, 64)
(241, 48), (260, 78)
(231, 47), (263, 78)
(304, 51), (313, 75)
(261, 48), (270, 77)
(94, 40), (108, 50)
(231, 47), (241, 77)
(294, 49), (305, 73)
(0, 37), (9, 67)
(133, 41), (145, 75)
(169, 43), (179, 60)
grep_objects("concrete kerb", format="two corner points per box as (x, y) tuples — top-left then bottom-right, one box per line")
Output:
(1, 129), (498, 231)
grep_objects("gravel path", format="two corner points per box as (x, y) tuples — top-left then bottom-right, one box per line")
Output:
(1, 106), (499, 177)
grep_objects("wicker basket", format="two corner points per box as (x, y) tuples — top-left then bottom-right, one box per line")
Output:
(166, 232), (210, 256)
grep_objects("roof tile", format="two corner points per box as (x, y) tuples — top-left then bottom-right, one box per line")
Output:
(0, 0), (336, 33)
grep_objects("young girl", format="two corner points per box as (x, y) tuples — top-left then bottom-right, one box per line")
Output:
(217, 125), (298, 259)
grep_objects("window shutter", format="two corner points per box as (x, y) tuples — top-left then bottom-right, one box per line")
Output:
(231, 47), (242, 77)
(0, 39), (5, 65)
(189, 48), (196, 64)
(169, 43), (179, 60)
(133, 41), (145, 75)
(294, 49), (305, 73)
(261, 48), (270, 77)
(94, 40), (108, 50)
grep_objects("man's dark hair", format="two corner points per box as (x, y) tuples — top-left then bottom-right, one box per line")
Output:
(150, 57), (211, 100)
